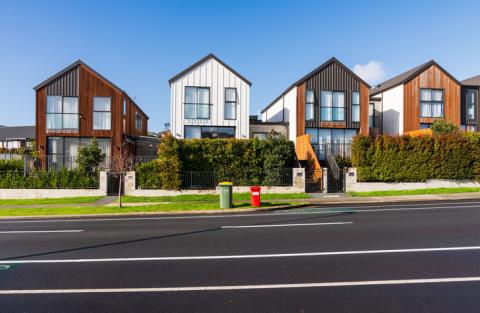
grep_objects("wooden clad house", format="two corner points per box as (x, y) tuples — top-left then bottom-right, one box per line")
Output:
(34, 60), (149, 168)
(370, 60), (462, 135)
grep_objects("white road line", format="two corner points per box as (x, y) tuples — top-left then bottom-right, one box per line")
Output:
(1, 276), (480, 294)
(0, 230), (83, 234)
(1, 201), (480, 224)
(221, 222), (353, 229)
(2, 245), (480, 264)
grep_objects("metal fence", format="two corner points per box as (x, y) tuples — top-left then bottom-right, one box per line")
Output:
(311, 143), (352, 160)
(0, 154), (22, 161)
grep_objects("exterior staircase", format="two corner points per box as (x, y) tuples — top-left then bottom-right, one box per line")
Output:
(296, 135), (323, 193)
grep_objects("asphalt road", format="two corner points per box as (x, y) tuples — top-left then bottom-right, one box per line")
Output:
(2, 199), (480, 312)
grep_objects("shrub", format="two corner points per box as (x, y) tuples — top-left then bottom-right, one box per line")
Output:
(431, 120), (459, 135)
(0, 168), (99, 189)
(0, 159), (23, 172)
(76, 138), (105, 172)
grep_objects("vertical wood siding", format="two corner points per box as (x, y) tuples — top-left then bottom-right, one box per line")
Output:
(403, 64), (461, 132)
(46, 66), (79, 96)
(296, 83), (305, 136)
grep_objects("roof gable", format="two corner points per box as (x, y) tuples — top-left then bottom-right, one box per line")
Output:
(168, 53), (252, 86)
(261, 57), (370, 113)
(370, 60), (462, 96)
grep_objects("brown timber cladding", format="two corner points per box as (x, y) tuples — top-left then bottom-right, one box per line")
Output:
(403, 64), (461, 132)
(296, 62), (369, 136)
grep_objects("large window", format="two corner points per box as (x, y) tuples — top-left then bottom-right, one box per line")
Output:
(135, 112), (142, 130)
(93, 97), (111, 130)
(369, 103), (376, 128)
(185, 87), (210, 119)
(184, 126), (235, 139)
(305, 90), (315, 121)
(306, 128), (357, 159)
(420, 89), (444, 118)
(46, 96), (79, 130)
(466, 90), (476, 120)
(224, 88), (237, 120)
(352, 92), (360, 122)
(321, 91), (345, 121)
(47, 137), (111, 169)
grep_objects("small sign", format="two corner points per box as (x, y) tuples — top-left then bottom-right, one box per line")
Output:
(349, 172), (355, 177)
(252, 192), (260, 196)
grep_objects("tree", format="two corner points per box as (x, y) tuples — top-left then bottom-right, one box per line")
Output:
(110, 142), (135, 207)
(431, 121), (459, 135)
(155, 133), (181, 190)
(77, 138), (105, 172)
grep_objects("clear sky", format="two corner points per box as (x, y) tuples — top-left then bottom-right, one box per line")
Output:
(1, 0), (480, 132)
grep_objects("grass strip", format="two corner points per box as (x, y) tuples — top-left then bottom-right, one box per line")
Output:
(349, 187), (480, 197)
(0, 196), (103, 206)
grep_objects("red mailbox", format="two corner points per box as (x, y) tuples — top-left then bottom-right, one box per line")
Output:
(250, 186), (261, 207)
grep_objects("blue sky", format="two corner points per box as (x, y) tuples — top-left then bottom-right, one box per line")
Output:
(1, 0), (480, 132)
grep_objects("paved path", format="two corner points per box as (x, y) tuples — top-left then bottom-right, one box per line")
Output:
(1, 199), (480, 312)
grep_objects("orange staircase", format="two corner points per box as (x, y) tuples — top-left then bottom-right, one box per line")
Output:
(296, 135), (323, 191)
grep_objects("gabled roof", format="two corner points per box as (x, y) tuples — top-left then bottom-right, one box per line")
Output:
(168, 53), (252, 86)
(33, 60), (149, 119)
(0, 126), (35, 141)
(462, 75), (480, 86)
(261, 57), (370, 113)
(370, 60), (462, 96)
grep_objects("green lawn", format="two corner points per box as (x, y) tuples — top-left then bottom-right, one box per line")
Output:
(121, 192), (309, 203)
(0, 196), (103, 206)
(0, 201), (305, 217)
(349, 187), (480, 197)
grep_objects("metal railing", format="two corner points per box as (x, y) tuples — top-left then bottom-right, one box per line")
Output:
(181, 171), (216, 190)
(312, 143), (352, 160)
(0, 154), (23, 161)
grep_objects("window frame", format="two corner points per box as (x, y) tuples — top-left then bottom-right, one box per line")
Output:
(46, 95), (80, 130)
(135, 112), (143, 130)
(305, 89), (315, 121)
(184, 86), (211, 120)
(352, 91), (360, 122)
(368, 103), (376, 128)
(252, 132), (268, 140)
(93, 96), (112, 131)
(420, 88), (444, 118)
(320, 90), (345, 122)
(466, 89), (476, 121)
(224, 87), (237, 120)
(184, 126), (235, 139)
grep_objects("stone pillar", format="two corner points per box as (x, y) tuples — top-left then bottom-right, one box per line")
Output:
(124, 171), (136, 194)
(99, 171), (108, 195)
(345, 167), (357, 193)
(322, 168), (328, 194)
(292, 168), (305, 192)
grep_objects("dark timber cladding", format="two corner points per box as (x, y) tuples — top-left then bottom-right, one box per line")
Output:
(46, 66), (79, 96)
(297, 60), (369, 136)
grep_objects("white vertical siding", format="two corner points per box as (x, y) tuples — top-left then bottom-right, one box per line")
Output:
(170, 58), (250, 139)
(262, 86), (297, 141)
(380, 85), (404, 135)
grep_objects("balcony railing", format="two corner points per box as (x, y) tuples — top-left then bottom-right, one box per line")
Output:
(311, 143), (352, 160)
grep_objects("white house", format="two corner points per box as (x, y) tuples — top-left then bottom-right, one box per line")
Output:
(169, 54), (251, 139)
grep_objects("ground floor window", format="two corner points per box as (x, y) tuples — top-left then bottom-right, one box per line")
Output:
(47, 137), (111, 169)
(184, 126), (235, 139)
(306, 128), (357, 159)
(461, 125), (477, 132)
(420, 123), (432, 129)
(252, 132), (268, 140)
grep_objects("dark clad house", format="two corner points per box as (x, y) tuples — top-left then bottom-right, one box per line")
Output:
(0, 126), (35, 150)
(34, 60), (150, 168)
(461, 75), (480, 132)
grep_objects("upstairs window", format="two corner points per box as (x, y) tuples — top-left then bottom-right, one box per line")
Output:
(352, 91), (360, 122)
(93, 97), (111, 130)
(224, 88), (237, 120)
(185, 87), (210, 119)
(135, 112), (142, 130)
(466, 90), (476, 120)
(420, 89), (444, 118)
(369, 103), (376, 128)
(321, 91), (345, 122)
(305, 90), (315, 121)
(46, 96), (79, 130)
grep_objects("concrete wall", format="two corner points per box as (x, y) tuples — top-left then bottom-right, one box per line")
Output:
(345, 168), (480, 192)
(0, 172), (108, 199)
(125, 168), (305, 196)
(249, 123), (288, 138)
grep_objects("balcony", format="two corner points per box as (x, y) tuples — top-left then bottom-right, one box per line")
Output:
(311, 143), (352, 160)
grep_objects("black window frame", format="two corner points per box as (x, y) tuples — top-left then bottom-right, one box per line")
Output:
(224, 87), (237, 120)
(93, 96), (112, 131)
(466, 89), (476, 121)
(46, 95), (80, 130)
(135, 112), (142, 130)
(184, 86), (211, 120)
(184, 126), (235, 139)
(420, 88), (444, 118)
(305, 89), (315, 121)
(320, 90), (345, 122)
(369, 103), (376, 128)
(351, 91), (360, 122)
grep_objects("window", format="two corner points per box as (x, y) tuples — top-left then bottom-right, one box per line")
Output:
(46, 96), (79, 130)
(321, 91), (345, 121)
(352, 92), (360, 122)
(420, 89), (444, 118)
(305, 90), (315, 121)
(369, 103), (376, 128)
(135, 112), (142, 130)
(47, 137), (111, 169)
(185, 87), (210, 119)
(466, 90), (476, 120)
(93, 97), (111, 130)
(224, 88), (237, 120)
(305, 128), (357, 160)
(184, 126), (235, 139)
(420, 123), (431, 129)
(253, 132), (268, 140)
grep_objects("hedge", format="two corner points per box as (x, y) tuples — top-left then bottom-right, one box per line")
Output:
(0, 159), (23, 172)
(136, 134), (296, 189)
(351, 132), (480, 182)
(0, 168), (99, 189)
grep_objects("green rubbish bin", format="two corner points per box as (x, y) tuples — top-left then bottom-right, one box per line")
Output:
(218, 182), (233, 209)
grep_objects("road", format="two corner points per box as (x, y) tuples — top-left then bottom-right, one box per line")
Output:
(1, 199), (480, 312)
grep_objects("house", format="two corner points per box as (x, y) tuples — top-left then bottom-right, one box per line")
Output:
(248, 116), (288, 139)
(261, 57), (370, 160)
(370, 60), (462, 135)
(461, 75), (480, 132)
(0, 125), (35, 150)
(34, 60), (150, 169)
(169, 54), (251, 139)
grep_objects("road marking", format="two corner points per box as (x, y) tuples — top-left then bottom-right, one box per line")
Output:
(0, 230), (83, 234)
(1, 201), (480, 224)
(221, 222), (352, 229)
(1, 276), (480, 294)
(2, 245), (480, 264)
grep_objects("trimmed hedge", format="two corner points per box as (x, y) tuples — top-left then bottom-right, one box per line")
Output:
(0, 159), (23, 172)
(352, 132), (480, 182)
(0, 168), (99, 189)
